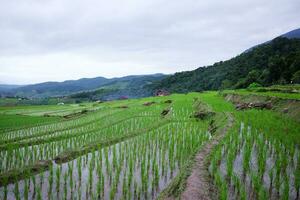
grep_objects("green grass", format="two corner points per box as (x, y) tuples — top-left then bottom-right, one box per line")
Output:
(223, 88), (300, 100)
(0, 114), (60, 132)
(0, 102), (101, 117)
(234, 109), (300, 145)
(0, 98), (19, 106)
(0, 97), (77, 106)
(196, 91), (235, 112)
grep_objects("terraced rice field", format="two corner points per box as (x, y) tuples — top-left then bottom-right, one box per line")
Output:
(209, 111), (300, 200)
(0, 93), (211, 199)
(0, 92), (299, 200)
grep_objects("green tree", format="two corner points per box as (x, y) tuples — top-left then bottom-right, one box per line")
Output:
(221, 79), (233, 89)
(292, 70), (300, 83)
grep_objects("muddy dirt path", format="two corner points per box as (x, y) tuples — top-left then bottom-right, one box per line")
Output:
(166, 113), (234, 200)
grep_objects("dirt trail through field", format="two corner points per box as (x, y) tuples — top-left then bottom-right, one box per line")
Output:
(170, 113), (234, 200)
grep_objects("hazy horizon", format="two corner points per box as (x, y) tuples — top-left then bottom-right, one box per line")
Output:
(1, 0), (299, 85)
(0, 72), (169, 86)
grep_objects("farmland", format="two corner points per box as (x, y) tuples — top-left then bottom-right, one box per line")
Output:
(0, 90), (299, 200)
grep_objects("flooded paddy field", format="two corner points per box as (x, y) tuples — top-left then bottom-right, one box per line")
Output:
(1, 91), (299, 200)
(0, 93), (214, 200)
(1, 122), (210, 200)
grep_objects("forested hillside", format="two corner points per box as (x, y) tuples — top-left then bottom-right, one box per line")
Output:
(151, 37), (300, 93)
(1, 74), (166, 98)
(68, 74), (167, 101)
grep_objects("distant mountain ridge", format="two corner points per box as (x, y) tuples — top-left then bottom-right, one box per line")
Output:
(0, 84), (22, 90)
(1, 74), (166, 98)
(150, 29), (300, 93)
(245, 28), (300, 52)
(68, 74), (167, 101)
(281, 28), (300, 39)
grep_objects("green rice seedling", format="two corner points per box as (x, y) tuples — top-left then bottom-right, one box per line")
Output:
(49, 165), (54, 193)
(257, 148), (267, 181)
(133, 179), (137, 198)
(232, 175), (240, 197)
(155, 158), (160, 187)
(282, 174), (289, 200)
(3, 185), (8, 200)
(268, 168), (274, 196)
(96, 158), (102, 177)
(220, 181), (228, 200)
(105, 148), (109, 173)
(55, 166), (61, 193)
(68, 164), (74, 193)
(96, 178), (102, 199)
(63, 172), (68, 199)
(24, 179), (29, 200)
(213, 169), (223, 192)
(289, 143), (296, 166)
(14, 181), (20, 200)
(77, 157), (82, 184)
(242, 138), (251, 179)
(258, 185), (268, 200)
(240, 183), (246, 200)
(281, 152), (288, 175)
(77, 185), (82, 200)
(115, 165), (122, 189)
(250, 166), (260, 198)
(32, 175), (36, 199)
(226, 148), (234, 184)
(36, 185), (42, 200)
(100, 170), (105, 197)
(88, 160), (93, 193)
(109, 180), (117, 200)
(40, 172), (44, 187)
(274, 158), (281, 197)
(295, 154), (300, 200)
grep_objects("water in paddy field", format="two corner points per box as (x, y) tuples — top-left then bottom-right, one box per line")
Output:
(0, 115), (162, 173)
(1, 123), (208, 200)
(211, 122), (299, 200)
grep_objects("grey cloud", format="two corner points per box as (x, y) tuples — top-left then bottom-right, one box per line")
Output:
(0, 0), (299, 84)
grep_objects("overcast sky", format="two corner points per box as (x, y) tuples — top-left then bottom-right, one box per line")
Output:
(0, 0), (299, 84)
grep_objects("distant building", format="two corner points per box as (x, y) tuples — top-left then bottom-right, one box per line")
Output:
(119, 96), (128, 100)
(155, 89), (170, 96)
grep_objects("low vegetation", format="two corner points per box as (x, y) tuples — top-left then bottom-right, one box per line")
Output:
(0, 87), (299, 200)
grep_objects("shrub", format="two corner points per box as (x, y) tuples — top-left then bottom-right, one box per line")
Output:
(248, 82), (262, 89)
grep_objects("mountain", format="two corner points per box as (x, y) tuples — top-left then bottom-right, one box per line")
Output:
(245, 28), (300, 52)
(8, 77), (109, 97)
(0, 84), (22, 91)
(2, 74), (166, 98)
(281, 28), (300, 39)
(150, 36), (300, 93)
(0, 85), (23, 97)
(68, 74), (167, 101)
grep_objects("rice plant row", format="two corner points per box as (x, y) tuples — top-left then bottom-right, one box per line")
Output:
(0, 120), (211, 200)
(209, 114), (299, 200)
(0, 115), (163, 173)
